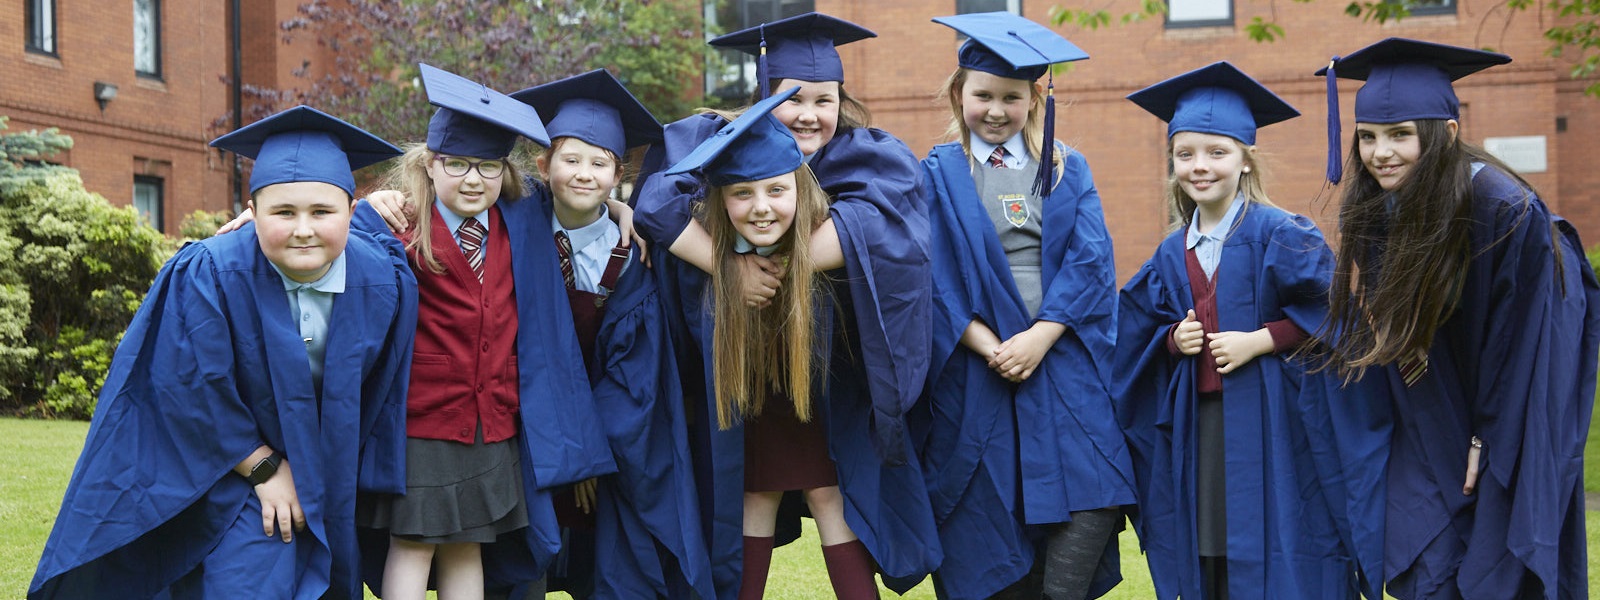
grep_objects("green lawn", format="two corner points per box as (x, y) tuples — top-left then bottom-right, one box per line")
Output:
(4, 417), (1595, 598)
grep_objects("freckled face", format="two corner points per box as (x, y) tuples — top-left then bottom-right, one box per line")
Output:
(1356, 121), (1423, 191)
(769, 79), (840, 156)
(1171, 131), (1248, 207)
(252, 181), (353, 283)
(722, 171), (798, 248)
(961, 71), (1033, 146)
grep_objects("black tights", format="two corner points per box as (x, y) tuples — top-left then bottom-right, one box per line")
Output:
(989, 507), (1121, 600)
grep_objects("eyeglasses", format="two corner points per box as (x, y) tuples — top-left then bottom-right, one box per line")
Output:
(434, 155), (506, 179)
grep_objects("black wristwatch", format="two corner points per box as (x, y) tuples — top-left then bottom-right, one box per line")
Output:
(247, 452), (283, 486)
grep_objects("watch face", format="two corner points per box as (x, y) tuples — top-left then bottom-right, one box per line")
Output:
(249, 454), (280, 485)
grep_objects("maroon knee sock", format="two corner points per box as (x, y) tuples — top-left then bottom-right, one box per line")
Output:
(821, 540), (879, 600)
(739, 535), (775, 600)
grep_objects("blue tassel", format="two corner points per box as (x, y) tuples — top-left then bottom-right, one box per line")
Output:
(1325, 57), (1342, 185)
(758, 24), (770, 99)
(1034, 74), (1057, 196)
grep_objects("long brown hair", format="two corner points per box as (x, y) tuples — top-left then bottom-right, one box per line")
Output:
(936, 68), (1063, 182)
(1164, 136), (1275, 233)
(1323, 119), (1535, 378)
(382, 144), (527, 274)
(703, 163), (831, 429)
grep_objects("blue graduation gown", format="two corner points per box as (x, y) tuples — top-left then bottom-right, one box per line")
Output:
(521, 183), (715, 600)
(1379, 166), (1598, 600)
(349, 198), (617, 595)
(1113, 204), (1365, 600)
(30, 223), (417, 600)
(920, 143), (1137, 599)
(635, 115), (942, 598)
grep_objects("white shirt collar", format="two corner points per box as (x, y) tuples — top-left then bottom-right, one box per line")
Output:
(969, 132), (1029, 169)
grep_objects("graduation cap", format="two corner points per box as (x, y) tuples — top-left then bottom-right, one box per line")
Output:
(1316, 37), (1511, 183)
(509, 69), (663, 158)
(209, 105), (401, 197)
(709, 12), (876, 98)
(933, 11), (1089, 195)
(1126, 61), (1299, 146)
(664, 87), (803, 187)
(420, 63), (550, 159)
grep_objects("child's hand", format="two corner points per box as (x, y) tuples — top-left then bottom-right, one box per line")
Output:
(365, 190), (413, 233)
(1463, 437), (1482, 495)
(607, 199), (651, 268)
(989, 322), (1067, 382)
(215, 208), (254, 235)
(1207, 328), (1274, 374)
(574, 478), (598, 514)
(1173, 310), (1204, 356)
(738, 253), (784, 308)
(254, 460), (306, 543)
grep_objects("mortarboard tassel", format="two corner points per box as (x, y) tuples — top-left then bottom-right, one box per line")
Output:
(1325, 57), (1342, 184)
(758, 24), (770, 99)
(1035, 72), (1057, 196)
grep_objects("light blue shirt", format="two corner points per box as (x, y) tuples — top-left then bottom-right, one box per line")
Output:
(969, 132), (1029, 170)
(436, 203), (490, 257)
(733, 234), (780, 257)
(270, 252), (346, 394)
(552, 205), (624, 293)
(1185, 193), (1246, 280)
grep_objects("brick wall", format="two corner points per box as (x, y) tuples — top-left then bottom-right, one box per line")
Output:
(820, 0), (1598, 282)
(0, 0), (234, 232)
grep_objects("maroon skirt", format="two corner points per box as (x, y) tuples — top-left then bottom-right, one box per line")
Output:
(743, 395), (838, 492)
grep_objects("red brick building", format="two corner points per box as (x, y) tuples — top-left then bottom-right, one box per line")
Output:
(782, 0), (1600, 280)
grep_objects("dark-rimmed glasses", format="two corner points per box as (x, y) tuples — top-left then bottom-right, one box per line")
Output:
(434, 154), (506, 179)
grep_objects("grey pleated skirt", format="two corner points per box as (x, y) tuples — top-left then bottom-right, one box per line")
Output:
(359, 425), (528, 544)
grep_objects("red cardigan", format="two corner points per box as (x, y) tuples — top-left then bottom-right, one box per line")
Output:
(403, 205), (521, 443)
(1166, 248), (1306, 394)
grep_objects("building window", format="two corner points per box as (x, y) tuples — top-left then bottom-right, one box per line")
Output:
(1402, 0), (1455, 16)
(957, 0), (1021, 14)
(134, 0), (162, 78)
(704, 0), (817, 107)
(26, 0), (57, 55)
(134, 176), (164, 232)
(1167, 0), (1232, 27)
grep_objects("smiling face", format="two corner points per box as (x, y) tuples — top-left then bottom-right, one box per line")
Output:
(428, 153), (505, 218)
(769, 79), (840, 156)
(1356, 120), (1426, 191)
(961, 70), (1034, 146)
(251, 181), (353, 283)
(721, 171), (799, 248)
(1171, 131), (1249, 208)
(538, 137), (620, 228)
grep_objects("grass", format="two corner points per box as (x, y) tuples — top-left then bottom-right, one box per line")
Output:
(3, 416), (1594, 598)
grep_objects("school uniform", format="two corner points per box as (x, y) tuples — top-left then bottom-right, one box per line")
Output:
(921, 138), (1137, 599)
(28, 106), (414, 600)
(355, 65), (616, 597)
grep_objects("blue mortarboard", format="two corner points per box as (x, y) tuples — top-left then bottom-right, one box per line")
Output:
(709, 13), (875, 98)
(1126, 61), (1299, 146)
(933, 12), (1089, 81)
(420, 63), (550, 159)
(1316, 38), (1510, 182)
(664, 87), (804, 187)
(932, 11), (1088, 195)
(209, 105), (401, 197)
(509, 69), (663, 158)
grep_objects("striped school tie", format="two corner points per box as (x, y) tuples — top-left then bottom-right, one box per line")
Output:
(988, 147), (1009, 169)
(458, 218), (486, 283)
(555, 231), (576, 289)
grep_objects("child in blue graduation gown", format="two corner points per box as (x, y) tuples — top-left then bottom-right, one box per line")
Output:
(633, 12), (940, 600)
(352, 66), (616, 600)
(1115, 63), (1369, 600)
(1319, 39), (1599, 599)
(918, 12), (1135, 600)
(505, 69), (714, 600)
(29, 106), (416, 600)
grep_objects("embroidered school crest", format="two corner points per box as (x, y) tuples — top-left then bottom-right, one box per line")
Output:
(999, 194), (1029, 228)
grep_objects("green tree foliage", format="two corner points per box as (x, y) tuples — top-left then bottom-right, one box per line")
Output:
(1049, 0), (1600, 96)
(252, 0), (705, 147)
(0, 117), (172, 418)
